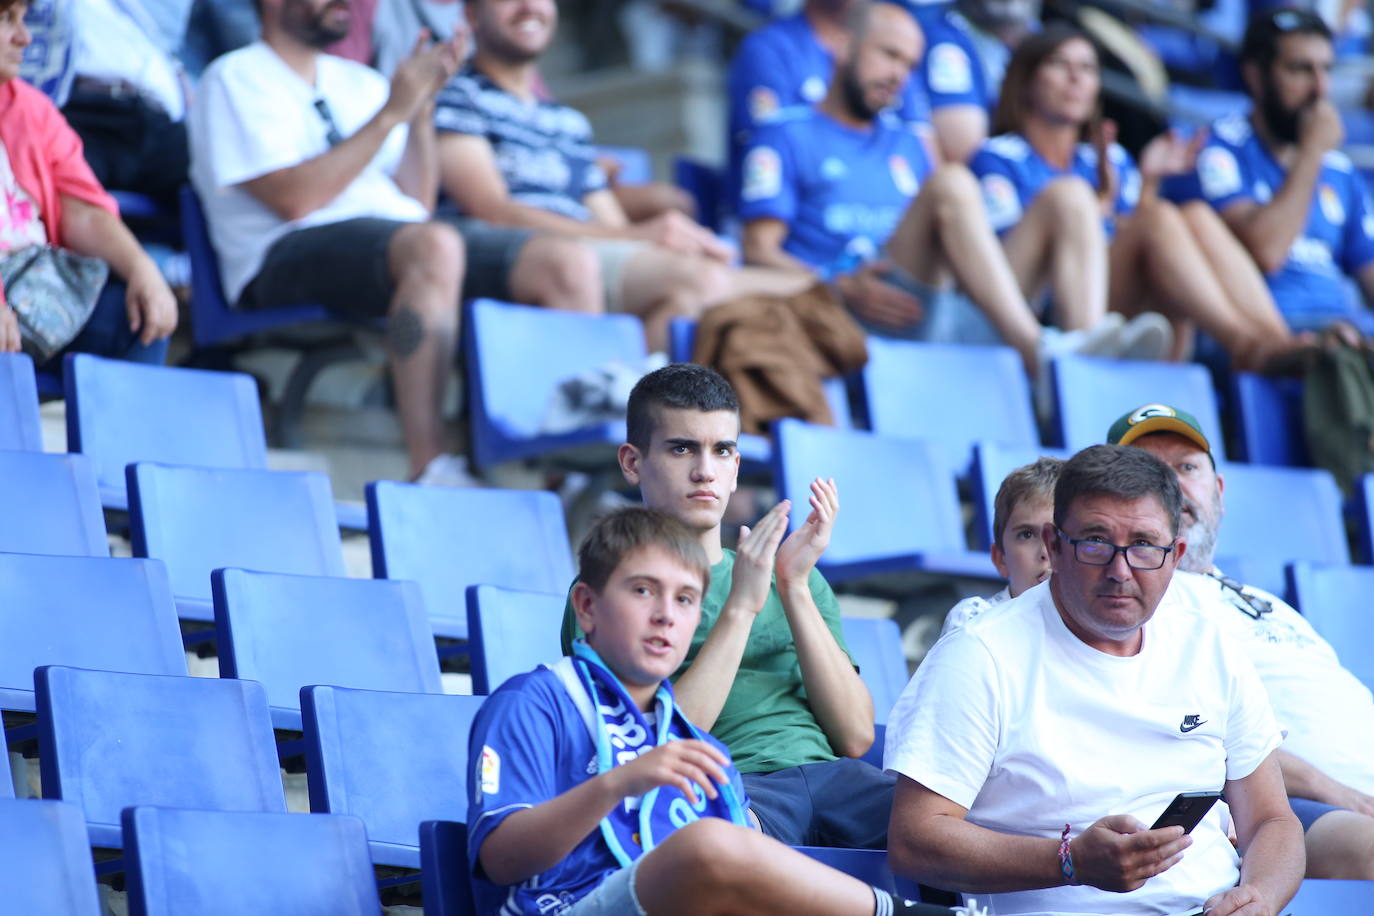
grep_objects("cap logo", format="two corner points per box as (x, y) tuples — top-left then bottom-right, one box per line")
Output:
(1129, 404), (1176, 425)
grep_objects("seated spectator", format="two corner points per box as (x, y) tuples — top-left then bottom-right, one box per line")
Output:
(560, 365), (895, 850)
(1110, 402), (1374, 880)
(886, 444), (1305, 916)
(433, 0), (813, 351)
(941, 455), (1061, 635)
(189, 0), (600, 486)
(972, 25), (1304, 370)
(737, 1), (1169, 374)
(0, 0), (177, 366)
(470, 506), (954, 916)
(1180, 9), (1374, 339)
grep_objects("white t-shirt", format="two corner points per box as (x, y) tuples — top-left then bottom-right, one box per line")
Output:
(941, 585), (1010, 638)
(886, 580), (1282, 916)
(72, 0), (185, 120)
(188, 42), (430, 304)
(1171, 568), (1374, 797)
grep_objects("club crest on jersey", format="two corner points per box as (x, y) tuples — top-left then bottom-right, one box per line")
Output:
(1319, 185), (1345, 225)
(748, 86), (778, 122)
(889, 155), (919, 197)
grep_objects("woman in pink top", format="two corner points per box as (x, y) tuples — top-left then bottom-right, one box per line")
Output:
(0, 0), (175, 362)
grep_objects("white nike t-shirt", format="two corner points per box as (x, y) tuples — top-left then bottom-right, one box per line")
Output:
(886, 580), (1282, 916)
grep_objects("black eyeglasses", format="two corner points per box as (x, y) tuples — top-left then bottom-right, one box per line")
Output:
(313, 98), (344, 147)
(1208, 571), (1273, 620)
(1059, 530), (1176, 570)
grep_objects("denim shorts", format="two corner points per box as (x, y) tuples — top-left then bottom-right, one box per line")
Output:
(566, 854), (647, 916)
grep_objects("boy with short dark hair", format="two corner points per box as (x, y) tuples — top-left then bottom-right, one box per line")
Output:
(470, 507), (951, 916)
(560, 363), (892, 850)
(942, 456), (1063, 635)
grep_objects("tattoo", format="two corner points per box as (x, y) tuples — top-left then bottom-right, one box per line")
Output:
(387, 306), (425, 359)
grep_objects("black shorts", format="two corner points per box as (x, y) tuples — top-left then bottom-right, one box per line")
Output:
(239, 217), (533, 316)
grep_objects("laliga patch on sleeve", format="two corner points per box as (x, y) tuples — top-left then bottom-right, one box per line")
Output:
(928, 43), (974, 95)
(748, 86), (779, 123)
(480, 745), (501, 795)
(741, 146), (783, 202)
(980, 173), (1021, 230)
(1198, 146), (1242, 200)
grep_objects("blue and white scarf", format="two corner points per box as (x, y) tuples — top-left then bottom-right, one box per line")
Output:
(556, 641), (748, 866)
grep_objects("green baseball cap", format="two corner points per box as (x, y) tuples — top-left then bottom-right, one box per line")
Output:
(1106, 403), (1212, 455)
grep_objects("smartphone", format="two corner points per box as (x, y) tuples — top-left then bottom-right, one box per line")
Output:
(1149, 791), (1222, 834)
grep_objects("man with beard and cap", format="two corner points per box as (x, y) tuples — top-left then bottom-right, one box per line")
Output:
(737, 1), (1165, 377)
(1185, 8), (1374, 337)
(1111, 402), (1374, 879)
(189, 0), (601, 488)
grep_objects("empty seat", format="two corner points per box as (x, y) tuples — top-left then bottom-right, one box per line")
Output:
(128, 463), (345, 623)
(467, 585), (566, 694)
(0, 554), (184, 714)
(213, 569), (442, 730)
(861, 339), (1038, 475)
(0, 799), (101, 914)
(1049, 356), (1225, 459)
(0, 451), (108, 557)
(123, 806), (380, 916)
(464, 298), (647, 470)
(36, 666), (284, 850)
(368, 482), (574, 642)
(0, 351), (42, 451)
(302, 686), (484, 873)
(840, 617), (907, 726)
(1288, 563), (1374, 693)
(772, 419), (997, 588)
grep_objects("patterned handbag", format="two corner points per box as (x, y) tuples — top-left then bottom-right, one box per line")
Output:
(1, 244), (107, 362)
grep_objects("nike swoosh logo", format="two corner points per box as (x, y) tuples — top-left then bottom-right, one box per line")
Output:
(1180, 720), (1207, 733)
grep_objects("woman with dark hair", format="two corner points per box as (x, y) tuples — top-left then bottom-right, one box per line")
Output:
(970, 24), (1303, 369)
(0, 0), (176, 364)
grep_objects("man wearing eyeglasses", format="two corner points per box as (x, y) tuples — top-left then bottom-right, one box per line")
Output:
(886, 444), (1303, 916)
(1111, 402), (1374, 881)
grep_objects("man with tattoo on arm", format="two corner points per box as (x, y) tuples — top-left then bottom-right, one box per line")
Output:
(189, 0), (602, 485)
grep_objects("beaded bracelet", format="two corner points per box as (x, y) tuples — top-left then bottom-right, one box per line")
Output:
(1058, 823), (1080, 886)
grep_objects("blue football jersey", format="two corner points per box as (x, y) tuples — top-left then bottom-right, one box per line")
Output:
(920, 9), (992, 113)
(737, 107), (933, 277)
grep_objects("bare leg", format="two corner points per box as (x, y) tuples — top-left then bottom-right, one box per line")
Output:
(634, 819), (879, 916)
(386, 222), (465, 479)
(1303, 809), (1374, 879)
(884, 163), (1043, 366)
(1000, 176), (1109, 330)
(508, 235), (604, 313)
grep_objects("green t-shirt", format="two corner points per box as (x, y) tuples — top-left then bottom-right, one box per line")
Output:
(560, 549), (853, 774)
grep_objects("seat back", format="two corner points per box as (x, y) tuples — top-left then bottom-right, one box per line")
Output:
(0, 352), (42, 450)
(420, 820), (473, 916)
(0, 451), (108, 557)
(1230, 371), (1307, 466)
(0, 555), (184, 712)
(302, 686), (485, 862)
(36, 666), (285, 848)
(1288, 563), (1374, 692)
(464, 299), (647, 468)
(128, 463), (344, 615)
(673, 156), (723, 231)
(0, 799), (101, 914)
(1050, 357), (1224, 459)
(1284, 878), (1374, 914)
(124, 807), (380, 916)
(969, 442), (1074, 550)
(368, 482), (574, 640)
(467, 586), (566, 694)
(839, 617), (907, 725)
(213, 569), (442, 724)
(65, 353), (268, 508)
(862, 339), (1037, 474)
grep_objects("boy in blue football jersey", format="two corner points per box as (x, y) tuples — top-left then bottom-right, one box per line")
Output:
(468, 507), (950, 916)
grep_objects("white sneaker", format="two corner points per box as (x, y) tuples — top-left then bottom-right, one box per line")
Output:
(1073, 312), (1125, 357)
(414, 453), (482, 488)
(1114, 312), (1174, 362)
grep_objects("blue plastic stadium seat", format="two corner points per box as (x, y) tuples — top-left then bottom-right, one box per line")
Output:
(1230, 372), (1307, 466)
(36, 666), (285, 851)
(467, 585), (566, 694)
(1288, 563), (1374, 693)
(861, 339), (1038, 475)
(0, 554), (184, 714)
(674, 156), (723, 232)
(420, 820), (473, 916)
(465, 298), (650, 471)
(1354, 474), (1374, 565)
(213, 569), (442, 731)
(969, 442), (1073, 551)
(0, 799), (101, 914)
(123, 807), (380, 916)
(0, 450), (108, 557)
(1216, 463), (1347, 600)
(1049, 356), (1225, 459)
(772, 419), (997, 587)
(840, 617), (907, 725)
(0, 351), (42, 450)
(302, 686), (485, 873)
(1284, 878), (1374, 914)
(368, 482), (574, 642)
(128, 463), (345, 624)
